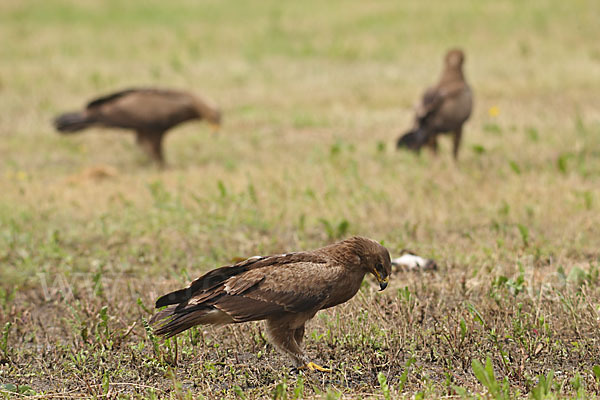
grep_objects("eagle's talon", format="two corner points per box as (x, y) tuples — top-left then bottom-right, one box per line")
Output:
(300, 362), (332, 372)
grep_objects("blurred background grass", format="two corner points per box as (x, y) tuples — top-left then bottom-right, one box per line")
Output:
(1, 0), (599, 285)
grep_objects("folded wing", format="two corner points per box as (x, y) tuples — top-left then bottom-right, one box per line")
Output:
(151, 253), (331, 337)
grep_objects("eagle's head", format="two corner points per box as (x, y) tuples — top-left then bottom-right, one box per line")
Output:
(346, 237), (391, 291)
(445, 48), (465, 69)
(369, 245), (392, 291)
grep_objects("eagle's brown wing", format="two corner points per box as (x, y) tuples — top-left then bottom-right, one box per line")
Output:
(86, 88), (140, 109)
(216, 259), (335, 321)
(416, 81), (467, 123)
(85, 89), (198, 132)
(151, 253), (333, 336)
(415, 86), (443, 122)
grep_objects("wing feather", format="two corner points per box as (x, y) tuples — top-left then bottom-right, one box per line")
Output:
(224, 272), (266, 295)
(86, 88), (140, 109)
(416, 87), (443, 121)
(155, 253), (328, 311)
(417, 81), (467, 123)
(232, 261), (333, 313)
(154, 255), (331, 329)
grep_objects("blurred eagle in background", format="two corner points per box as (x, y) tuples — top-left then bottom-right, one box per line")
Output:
(150, 236), (391, 372)
(53, 88), (222, 166)
(397, 49), (473, 159)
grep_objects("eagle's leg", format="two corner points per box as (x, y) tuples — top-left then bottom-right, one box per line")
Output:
(266, 320), (331, 373)
(426, 135), (439, 155)
(452, 127), (463, 160)
(294, 325), (305, 348)
(136, 131), (165, 166)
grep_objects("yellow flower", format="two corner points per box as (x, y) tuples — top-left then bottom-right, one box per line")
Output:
(488, 106), (500, 117)
(16, 171), (28, 181)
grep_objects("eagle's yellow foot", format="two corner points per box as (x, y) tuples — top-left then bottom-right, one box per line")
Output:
(300, 362), (332, 372)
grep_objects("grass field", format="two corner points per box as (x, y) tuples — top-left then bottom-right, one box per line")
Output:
(1, 0), (600, 398)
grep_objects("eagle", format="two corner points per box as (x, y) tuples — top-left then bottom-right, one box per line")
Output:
(396, 49), (473, 159)
(53, 88), (222, 166)
(150, 236), (391, 372)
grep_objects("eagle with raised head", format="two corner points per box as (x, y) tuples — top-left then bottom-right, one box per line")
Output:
(53, 88), (221, 166)
(397, 49), (473, 159)
(150, 236), (391, 372)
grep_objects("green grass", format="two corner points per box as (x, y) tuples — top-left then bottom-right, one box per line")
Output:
(1, 0), (600, 398)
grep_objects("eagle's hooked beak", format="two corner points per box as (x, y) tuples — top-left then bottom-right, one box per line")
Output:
(379, 277), (389, 291)
(373, 270), (389, 291)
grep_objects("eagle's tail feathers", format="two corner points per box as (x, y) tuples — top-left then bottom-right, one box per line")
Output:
(53, 112), (92, 133)
(151, 306), (233, 337)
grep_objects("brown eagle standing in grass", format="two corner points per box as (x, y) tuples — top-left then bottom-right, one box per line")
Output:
(53, 88), (222, 166)
(396, 49), (472, 159)
(150, 236), (391, 372)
